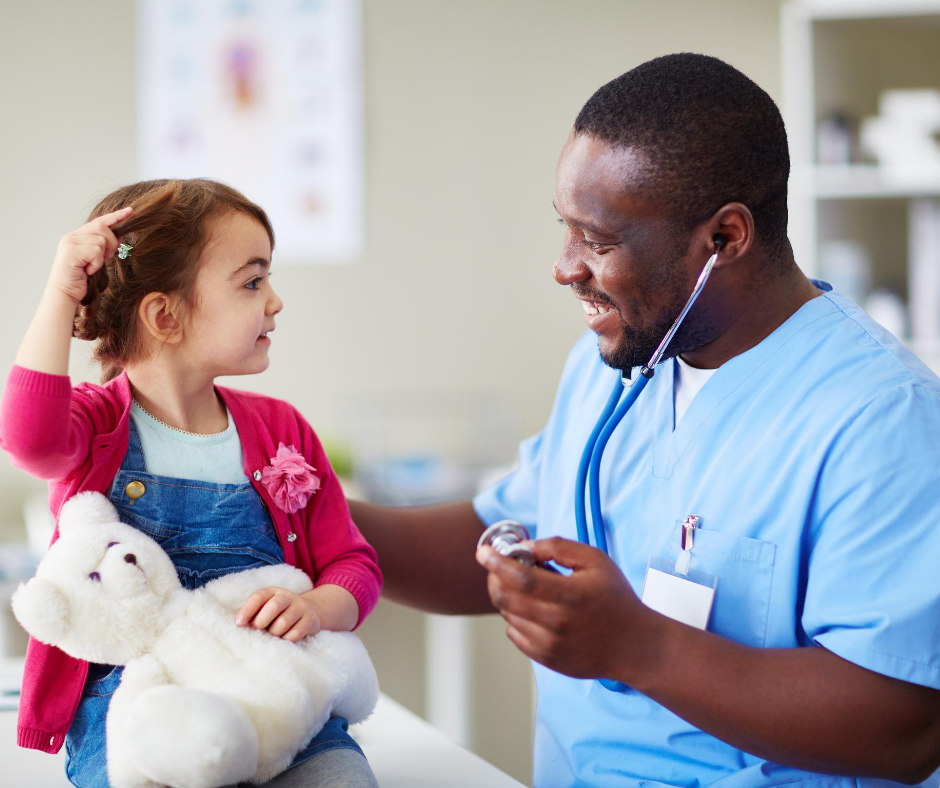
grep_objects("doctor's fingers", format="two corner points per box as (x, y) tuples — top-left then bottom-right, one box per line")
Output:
(479, 547), (568, 602)
(529, 536), (610, 571)
(487, 572), (569, 628)
(501, 611), (567, 665)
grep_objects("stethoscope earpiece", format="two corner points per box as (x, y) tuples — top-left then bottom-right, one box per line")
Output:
(713, 233), (728, 252)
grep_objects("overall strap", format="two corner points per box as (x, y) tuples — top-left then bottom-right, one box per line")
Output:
(120, 416), (148, 473)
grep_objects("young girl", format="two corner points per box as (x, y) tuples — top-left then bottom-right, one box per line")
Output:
(0, 179), (382, 788)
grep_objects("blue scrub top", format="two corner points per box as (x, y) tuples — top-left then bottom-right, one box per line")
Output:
(474, 285), (940, 788)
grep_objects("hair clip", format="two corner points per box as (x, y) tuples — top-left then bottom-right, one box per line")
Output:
(117, 243), (133, 260)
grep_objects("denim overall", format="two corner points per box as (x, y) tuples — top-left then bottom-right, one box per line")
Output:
(64, 419), (362, 788)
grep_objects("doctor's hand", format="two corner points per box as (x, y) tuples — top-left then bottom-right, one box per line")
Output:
(476, 537), (661, 683)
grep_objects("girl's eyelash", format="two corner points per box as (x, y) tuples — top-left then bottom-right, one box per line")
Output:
(245, 274), (267, 290)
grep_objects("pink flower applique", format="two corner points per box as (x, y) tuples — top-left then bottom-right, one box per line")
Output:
(260, 443), (321, 514)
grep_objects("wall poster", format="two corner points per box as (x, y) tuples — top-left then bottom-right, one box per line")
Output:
(138, 0), (363, 263)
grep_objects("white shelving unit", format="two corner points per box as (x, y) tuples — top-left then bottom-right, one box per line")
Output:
(782, 0), (940, 373)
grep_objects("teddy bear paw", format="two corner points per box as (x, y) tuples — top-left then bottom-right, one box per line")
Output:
(126, 686), (259, 788)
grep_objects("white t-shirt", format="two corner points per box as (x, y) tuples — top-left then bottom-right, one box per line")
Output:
(673, 355), (718, 427)
(130, 401), (248, 484)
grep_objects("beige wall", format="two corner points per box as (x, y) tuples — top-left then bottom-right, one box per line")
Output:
(0, 1), (783, 782)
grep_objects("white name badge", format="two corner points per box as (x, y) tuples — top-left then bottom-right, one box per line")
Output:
(641, 555), (717, 631)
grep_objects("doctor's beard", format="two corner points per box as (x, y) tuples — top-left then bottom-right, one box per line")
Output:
(598, 287), (716, 373)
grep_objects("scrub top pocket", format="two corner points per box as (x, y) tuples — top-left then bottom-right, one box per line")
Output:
(671, 526), (776, 648)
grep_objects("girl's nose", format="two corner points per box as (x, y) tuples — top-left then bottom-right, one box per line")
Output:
(267, 285), (283, 316)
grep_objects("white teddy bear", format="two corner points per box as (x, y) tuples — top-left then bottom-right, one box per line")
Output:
(11, 491), (379, 788)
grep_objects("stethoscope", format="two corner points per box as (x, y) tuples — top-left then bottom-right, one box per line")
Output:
(574, 233), (726, 554)
(478, 235), (726, 691)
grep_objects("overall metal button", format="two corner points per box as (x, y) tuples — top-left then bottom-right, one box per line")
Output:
(125, 480), (146, 504)
(253, 470), (262, 481)
(287, 532), (298, 542)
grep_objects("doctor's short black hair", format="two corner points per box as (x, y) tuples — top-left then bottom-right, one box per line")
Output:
(574, 53), (791, 262)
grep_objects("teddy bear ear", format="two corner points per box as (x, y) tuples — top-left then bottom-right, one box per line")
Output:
(58, 492), (119, 535)
(11, 577), (70, 646)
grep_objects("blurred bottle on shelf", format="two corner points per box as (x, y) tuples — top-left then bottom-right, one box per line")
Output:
(817, 111), (856, 165)
(909, 199), (940, 347)
(860, 89), (940, 172)
(865, 288), (909, 340)
(819, 239), (871, 305)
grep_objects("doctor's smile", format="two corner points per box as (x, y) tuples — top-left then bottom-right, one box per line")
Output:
(577, 295), (618, 331)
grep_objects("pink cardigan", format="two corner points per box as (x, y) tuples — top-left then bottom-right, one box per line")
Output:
(0, 365), (382, 753)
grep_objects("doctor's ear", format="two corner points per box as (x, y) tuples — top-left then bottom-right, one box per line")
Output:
(706, 203), (754, 263)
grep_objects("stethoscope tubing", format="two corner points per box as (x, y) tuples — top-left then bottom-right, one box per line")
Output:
(574, 377), (625, 546)
(588, 372), (651, 554)
(570, 243), (722, 693)
(574, 246), (721, 556)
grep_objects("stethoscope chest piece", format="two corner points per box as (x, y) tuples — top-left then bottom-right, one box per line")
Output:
(478, 520), (537, 566)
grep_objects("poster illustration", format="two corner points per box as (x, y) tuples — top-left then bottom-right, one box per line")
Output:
(138, 0), (363, 263)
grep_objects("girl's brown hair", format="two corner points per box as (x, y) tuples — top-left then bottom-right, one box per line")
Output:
(74, 179), (275, 382)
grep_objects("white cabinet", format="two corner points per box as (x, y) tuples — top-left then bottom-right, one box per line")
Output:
(782, 0), (940, 372)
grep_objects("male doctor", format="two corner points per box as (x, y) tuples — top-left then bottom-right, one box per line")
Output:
(350, 54), (940, 786)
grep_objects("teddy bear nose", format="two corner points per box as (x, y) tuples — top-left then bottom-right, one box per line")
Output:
(124, 553), (137, 565)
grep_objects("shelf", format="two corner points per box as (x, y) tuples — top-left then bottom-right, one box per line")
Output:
(792, 0), (940, 21)
(908, 339), (940, 375)
(796, 165), (940, 199)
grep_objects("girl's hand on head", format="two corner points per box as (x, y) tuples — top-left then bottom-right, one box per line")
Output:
(48, 206), (133, 304)
(234, 586), (323, 643)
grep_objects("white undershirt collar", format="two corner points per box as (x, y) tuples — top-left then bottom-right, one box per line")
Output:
(673, 355), (719, 427)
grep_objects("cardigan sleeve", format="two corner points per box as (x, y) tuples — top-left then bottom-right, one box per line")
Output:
(296, 414), (382, 627)
(307, 469), (383, 626)
(0, 366), (95, 481)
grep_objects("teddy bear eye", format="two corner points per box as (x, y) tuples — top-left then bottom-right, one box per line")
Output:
(89, 572), (101, 582)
